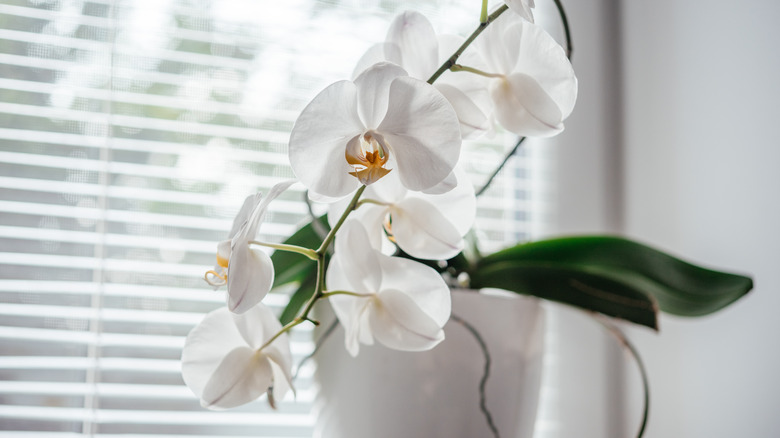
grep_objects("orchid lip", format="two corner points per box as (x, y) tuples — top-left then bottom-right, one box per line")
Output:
(346, 131), (392, 185)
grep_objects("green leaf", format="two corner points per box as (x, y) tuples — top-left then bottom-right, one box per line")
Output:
(271, 215), (328, 288)
(471, 262), (660, 329)
(470, 236), (753, 330)
(279, 267), (317, 325)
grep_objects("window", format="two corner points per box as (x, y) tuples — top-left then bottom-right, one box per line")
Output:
(0, 0), (548, 436)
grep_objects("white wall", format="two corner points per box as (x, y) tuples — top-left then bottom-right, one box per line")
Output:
(620, 1), (780, 437)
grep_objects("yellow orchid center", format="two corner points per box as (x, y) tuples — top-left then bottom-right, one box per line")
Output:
(346, 131), (392, 185)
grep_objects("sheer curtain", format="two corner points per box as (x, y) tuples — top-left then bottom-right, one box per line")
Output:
(0, 0), (543, 436)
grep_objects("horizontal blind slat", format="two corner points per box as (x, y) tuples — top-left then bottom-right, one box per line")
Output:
(0, 102), (292, 142)
(0, 77), (300, 121)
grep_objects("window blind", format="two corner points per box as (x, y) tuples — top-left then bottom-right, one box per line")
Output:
(0, 0), (546, 437)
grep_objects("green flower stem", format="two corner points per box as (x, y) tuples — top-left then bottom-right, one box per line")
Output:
(480, 0), (489, 24)
(427, 4), (509, 85)
(248, 241), (318, 260)
(475, 137), (526, 197)
(321, 290), (373, 299)
(316, 185), (366, 255)
(356, 198), (389, 208)
(596, 315), (650, 438)
(450, 64), (503, 79)
(258, 258), (326, 351)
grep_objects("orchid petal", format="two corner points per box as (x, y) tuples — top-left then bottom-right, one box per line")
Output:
(375, 254), (451, 327)
(357, 305), (374, 346)
(289, 80), (364, 198)
(505, 0), (535, 23)
(391, 197), (464, 260)
(226, 245), (274, 314)
(332, 220), (383, 293)
(181, 304), (293, 410)
(221, 181), (295, 312)
(485, 17), (576, 123)
(421, 171), (457, 195)
(353, 62), (408, 129)
(327, 280), (372, 357)
(216, 240), (231, 265)
(367, 170), (407, 203)
(348, 204), (389, 253)
(325, 255), (351, 293)
(243, 180), (298, 238)
(268, 360), (293, 404)
(200, 346), (273, 410)
(352, 42), (403, 80)
(436, 34), (463, 65)
(236, 304), (291, 381)
(435, 83), (490, 138)
(306, 189), (347, 205)
(378, 76), (461, 191)
(514, 20), (577, 119)
(265, 342), (295, 401)
(369, 289), (445, 352)
(477, 13), (522, 74)
(491, 73), (564, 137)
(181, 307), (247, 399)
(231, 302), (282, 349)
(228, 193), (261, 238)
(413, 167), (476, 235)
(385, 11), (438, 80)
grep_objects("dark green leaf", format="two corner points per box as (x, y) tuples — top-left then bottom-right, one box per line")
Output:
(271, 215), (328, 288)
(471, 236), (753, 329)
(471, 262), (660, 329)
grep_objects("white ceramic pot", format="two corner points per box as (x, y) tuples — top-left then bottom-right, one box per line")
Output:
(313, 289), (546, 438)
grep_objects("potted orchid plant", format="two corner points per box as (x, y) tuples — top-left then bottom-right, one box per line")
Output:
(179, 1), (753, 437)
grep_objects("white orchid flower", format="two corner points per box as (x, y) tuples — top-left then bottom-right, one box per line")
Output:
(288, 62), (462, 200)
(472, 12), (577, 137)
(504, 0), (535, 22)
(352, 11), (491, 138)
(328, 167), (476, 260)
(205, 180), (295, 314)
(326, 220), (451, 357)
(181, 303), (294, 410)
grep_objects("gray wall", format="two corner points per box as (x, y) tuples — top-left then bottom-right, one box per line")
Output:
(620, 1), (780, 437)
(547, 0), (780, 436)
